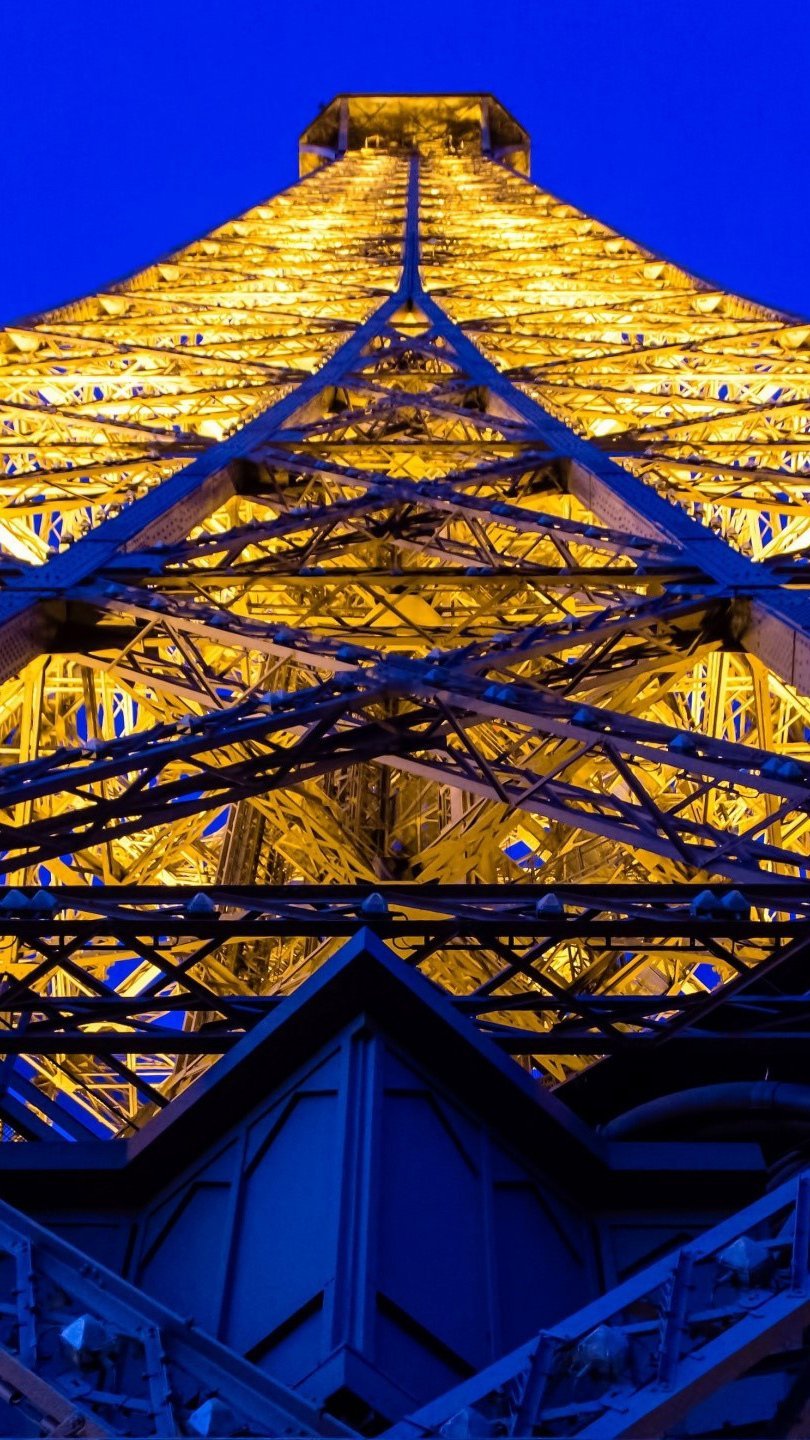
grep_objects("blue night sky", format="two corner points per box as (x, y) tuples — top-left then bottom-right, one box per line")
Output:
(3, 0), (809, 324)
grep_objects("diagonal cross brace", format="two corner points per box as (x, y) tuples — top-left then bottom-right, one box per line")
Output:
(0, 153), (807, 702)
(387, 1169), (810, 1440)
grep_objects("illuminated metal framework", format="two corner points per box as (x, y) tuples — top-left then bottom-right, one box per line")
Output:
(0, 91), (809, 1143)
(3, 88), (810, 1440)
(2, 883), (810, 1141)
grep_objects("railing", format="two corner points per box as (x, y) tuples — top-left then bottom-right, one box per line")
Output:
(0, 1198), (353, 1437)
(390, 1168), (810, 1438)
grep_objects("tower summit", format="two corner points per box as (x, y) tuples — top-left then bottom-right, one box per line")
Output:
(299, 93), (530, 172)
(0, 94), (808, 1437)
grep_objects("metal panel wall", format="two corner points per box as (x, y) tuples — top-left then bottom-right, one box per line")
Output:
(49, 1017), (598, 1424)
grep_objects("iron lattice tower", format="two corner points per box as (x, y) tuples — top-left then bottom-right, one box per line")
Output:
(0, 95), (809, 1438)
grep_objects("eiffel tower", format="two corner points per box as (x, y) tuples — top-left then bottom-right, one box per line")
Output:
(0, 92), (809, 1436)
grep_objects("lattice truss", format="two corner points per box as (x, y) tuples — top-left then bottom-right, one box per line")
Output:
(0, 99), (809, 1137)
(421, 156), (810, 559)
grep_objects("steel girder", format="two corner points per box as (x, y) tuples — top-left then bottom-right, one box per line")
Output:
(0, 105), (807, 1133)
(388, 1167), (810, 1439)
(0, 882), (805, 1137)
(0, 1196), (353, 1437)
(1, 92), (810, 1440)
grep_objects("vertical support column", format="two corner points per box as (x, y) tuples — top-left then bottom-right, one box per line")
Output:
(402, 153), (421, 302)
(326, 1024), (380, 1370)
(338, 98), (350, 156)
(480, 97), (492, 156)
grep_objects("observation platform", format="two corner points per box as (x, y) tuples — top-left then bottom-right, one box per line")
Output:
(299, 92), (530, 175)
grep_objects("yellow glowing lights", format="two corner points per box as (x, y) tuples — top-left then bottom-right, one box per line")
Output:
(0, 96), (808, 1130)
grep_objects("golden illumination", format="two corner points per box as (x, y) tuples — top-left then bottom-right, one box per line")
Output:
(0, 96), (808, 1132)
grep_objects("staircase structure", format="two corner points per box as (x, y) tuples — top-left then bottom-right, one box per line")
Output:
(0, 93), (809, 1435)
(390, 1169), (810, 1439)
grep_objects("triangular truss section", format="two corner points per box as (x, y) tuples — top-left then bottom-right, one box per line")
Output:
(0, 116), (806, 1149)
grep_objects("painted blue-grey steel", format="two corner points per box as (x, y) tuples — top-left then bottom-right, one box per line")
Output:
(19, 931), (760, 1432)
(387, 1165), (810, 1438)
(0, 1194), (355, 1437)
(2, 130), (810, 1440)
(0, 911), (804, 1433)
(0, 884), (810, 1095)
